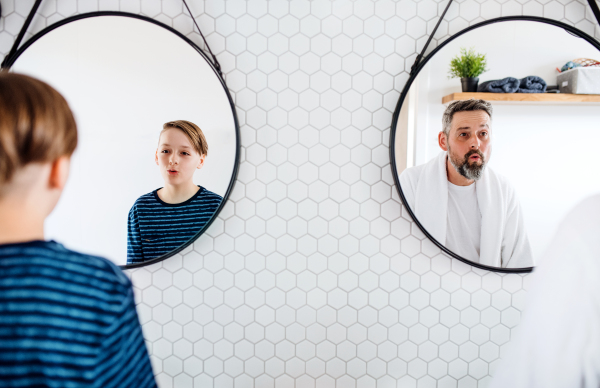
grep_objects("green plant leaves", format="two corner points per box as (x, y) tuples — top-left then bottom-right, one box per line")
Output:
(448, 47), (489, 79)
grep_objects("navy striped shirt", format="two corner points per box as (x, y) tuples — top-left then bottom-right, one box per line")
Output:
(0, 240), (156, 388)
(127, 186), (222, 265)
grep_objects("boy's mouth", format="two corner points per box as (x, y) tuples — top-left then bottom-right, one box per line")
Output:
(167, 169), (179, 175)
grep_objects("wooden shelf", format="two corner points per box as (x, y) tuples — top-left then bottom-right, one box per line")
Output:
(442, 92), (600, 104)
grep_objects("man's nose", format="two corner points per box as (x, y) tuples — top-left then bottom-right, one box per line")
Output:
(470, 136), (480, 149)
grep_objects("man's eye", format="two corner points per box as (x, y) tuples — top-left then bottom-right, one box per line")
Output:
(481, 132), (488, 137)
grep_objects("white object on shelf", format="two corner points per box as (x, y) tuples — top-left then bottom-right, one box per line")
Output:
(557, 67), (600, 95)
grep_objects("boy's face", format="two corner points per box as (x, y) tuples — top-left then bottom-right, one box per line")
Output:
(155, 128), (205, 186)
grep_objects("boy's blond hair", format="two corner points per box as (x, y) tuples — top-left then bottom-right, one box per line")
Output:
(0, 73), (77, 187)
(161, 120), (208, 156)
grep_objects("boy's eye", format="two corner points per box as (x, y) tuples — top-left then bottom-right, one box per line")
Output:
(161, 150), (169, 153)
(182, 152), (190, 156)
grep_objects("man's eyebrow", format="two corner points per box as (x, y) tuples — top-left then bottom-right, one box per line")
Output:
(456, 123), (489, 130)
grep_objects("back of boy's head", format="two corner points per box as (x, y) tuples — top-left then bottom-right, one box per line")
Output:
(161, 120), (208, 156)
(0, 72), (77, 188)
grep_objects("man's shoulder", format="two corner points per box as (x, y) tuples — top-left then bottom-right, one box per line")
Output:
(484, 167), (516, 193)
(399, 163), (427, 179)
(398, 161), (430, 190)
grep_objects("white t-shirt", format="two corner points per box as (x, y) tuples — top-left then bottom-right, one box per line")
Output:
(445, 182), (481, 263)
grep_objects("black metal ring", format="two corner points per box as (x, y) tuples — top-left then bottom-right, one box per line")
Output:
(389, 16), (600, 274)
(6, 11), (241, 270)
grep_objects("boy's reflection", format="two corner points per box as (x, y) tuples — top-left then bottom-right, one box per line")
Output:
(127, 120), (222, 264)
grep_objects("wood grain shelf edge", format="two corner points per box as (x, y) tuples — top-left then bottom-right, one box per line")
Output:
(442, 92), (600, 104)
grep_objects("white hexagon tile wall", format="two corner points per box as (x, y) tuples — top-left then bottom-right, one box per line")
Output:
(2, 0), (599, 387)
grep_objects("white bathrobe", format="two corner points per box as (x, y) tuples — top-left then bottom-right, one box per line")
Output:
(399, 151), (533, 268)
(489, 195), (600, 387)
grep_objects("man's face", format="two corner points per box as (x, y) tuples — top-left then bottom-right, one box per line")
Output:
(440, 110), (492, 181)
(155, 128), (205, 185)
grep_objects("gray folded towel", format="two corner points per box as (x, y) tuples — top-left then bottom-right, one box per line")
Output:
(518, 76), (547, 93)
(477, 77), (519, 93)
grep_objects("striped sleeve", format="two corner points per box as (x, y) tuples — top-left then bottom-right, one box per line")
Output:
(127, 205), (144, 265)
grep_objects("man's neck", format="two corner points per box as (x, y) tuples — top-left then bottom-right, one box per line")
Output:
(446, 158), (474, 186)
(0, 199), (45, 245)
(158, 182), (200, 204)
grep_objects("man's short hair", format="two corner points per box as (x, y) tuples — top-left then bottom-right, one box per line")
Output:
(442, 99), (493, 137)
(161, 120), (208, 156)
(0, 72), (77, 187)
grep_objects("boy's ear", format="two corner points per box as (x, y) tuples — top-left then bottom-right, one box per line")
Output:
(438, 131), (449, 151)
(197, 154), (206, 169)
(155, 150), (159, 165)
(48, 156), (70, 190)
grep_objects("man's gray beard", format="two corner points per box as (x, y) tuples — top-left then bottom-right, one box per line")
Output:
(448, 148), (486, 181)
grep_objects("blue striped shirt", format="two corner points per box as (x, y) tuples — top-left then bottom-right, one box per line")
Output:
(0, 240), (156, 388)
(127, 186), (222, 265)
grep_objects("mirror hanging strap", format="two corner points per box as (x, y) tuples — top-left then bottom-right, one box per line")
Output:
(181, 0), (223, 77)
(1, 0), (44, 69)
(587, 0), (600, 29)
(410, 0), (454, 76)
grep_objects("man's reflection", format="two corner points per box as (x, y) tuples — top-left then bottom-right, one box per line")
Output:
(399, 99), (533, 268)
(126, 120), (223, 265)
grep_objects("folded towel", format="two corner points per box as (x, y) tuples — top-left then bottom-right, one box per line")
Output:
(518, 76), (547, 93)
(477, 77), (519, 93)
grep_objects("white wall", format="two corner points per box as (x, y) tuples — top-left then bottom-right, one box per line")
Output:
(1, 0), (599, 387)
(408, 21), (600, 259)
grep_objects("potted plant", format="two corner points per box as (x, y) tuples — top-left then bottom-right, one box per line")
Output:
(448, 47), (488, 92)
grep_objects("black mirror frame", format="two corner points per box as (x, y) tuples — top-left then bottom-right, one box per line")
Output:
(389, 16), (600, 274)
(4, 11), (241, 270)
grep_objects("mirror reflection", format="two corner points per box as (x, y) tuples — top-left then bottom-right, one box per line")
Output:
(127, 120), (223, 265)
(395, 21), (600, 269)
(11, 15), (237, 266)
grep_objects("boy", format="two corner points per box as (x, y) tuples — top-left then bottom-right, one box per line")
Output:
(126, 120), (223, 265)
(0, 73), (156, 387)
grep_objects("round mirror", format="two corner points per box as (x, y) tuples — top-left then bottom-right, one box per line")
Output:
(9, 13), (239, 268)
(391, 18), (600, 272)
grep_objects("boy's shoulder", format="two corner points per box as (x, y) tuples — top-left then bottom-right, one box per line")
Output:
(129, 190), (160, 212)
(198, 186), (224, 201)
(47, 242), (131, 287)
(0, 241), (131, 288)
(134, 190), (159, 204)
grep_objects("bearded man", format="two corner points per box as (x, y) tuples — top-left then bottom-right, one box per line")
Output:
(399, 99), (533, 268)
